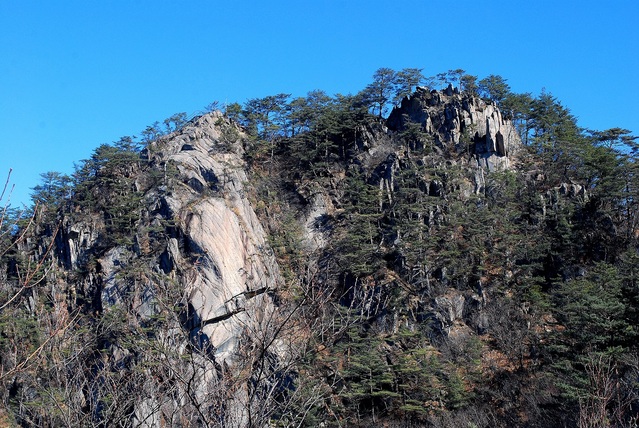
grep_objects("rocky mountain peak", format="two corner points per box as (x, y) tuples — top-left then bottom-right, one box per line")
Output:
(387, 85), (521, 171)
(5, 73), (636, 427)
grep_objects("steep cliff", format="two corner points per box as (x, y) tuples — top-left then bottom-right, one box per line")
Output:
(0, 88), (532, 427)
(6, 112), (287, 426)
(2, 83), (637, 428)
(57, 112), (281, 363)
(145, 112), (281, 362)
(388, 85), (520, 170)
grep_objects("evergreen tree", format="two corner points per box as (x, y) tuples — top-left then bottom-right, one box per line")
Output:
(478, 74), (511, 107)
(393, 68), (425, 105)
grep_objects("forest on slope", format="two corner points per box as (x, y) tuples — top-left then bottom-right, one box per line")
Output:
(0, 68), (638, 427)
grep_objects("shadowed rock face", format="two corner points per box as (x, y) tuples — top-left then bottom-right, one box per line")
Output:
(387, 85), (521, 171)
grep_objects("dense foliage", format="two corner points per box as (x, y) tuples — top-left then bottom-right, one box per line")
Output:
(1, 68), (638, 427)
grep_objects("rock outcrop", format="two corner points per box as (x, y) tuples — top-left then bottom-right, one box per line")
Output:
(147, 112), (281, 362)
(387, 85), (521, 172)
(46, 112), (283, 425)
(57, 113), (281, 365)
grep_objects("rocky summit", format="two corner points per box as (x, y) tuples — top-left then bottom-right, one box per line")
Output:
(388, 85), (521, 170)
(1, 71), (638, 427)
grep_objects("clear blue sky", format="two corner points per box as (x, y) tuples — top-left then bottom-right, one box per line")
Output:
(1, 0), (637, 208)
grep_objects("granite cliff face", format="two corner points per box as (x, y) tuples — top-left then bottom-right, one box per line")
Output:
(59, 112), (281, 363)
(146, 112), (281, 362)
(44, 112), (284, 425)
